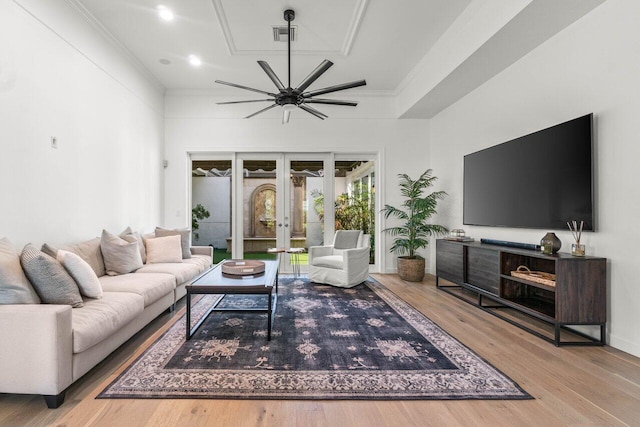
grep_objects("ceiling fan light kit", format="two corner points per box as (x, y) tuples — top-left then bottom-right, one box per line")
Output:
(215, 9), (366, 123)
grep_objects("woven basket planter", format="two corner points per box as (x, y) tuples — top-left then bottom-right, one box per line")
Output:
(397, 256), (425, 282)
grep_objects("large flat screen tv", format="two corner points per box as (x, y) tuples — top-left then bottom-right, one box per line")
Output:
(463, 114), (594, 231)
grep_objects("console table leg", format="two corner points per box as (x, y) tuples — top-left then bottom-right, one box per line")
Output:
(554, 324), (561, 346)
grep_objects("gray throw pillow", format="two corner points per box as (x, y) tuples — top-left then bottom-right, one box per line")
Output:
(0, 237), (41, 304)
(100, 230), (143, 276)
(333, 230), (362, 249)
(19, 244), (83, 307)
(155, 227), (191, 259)
(120, 227), (147, 264)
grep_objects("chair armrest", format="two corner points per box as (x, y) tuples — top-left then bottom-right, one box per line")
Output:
(309, 246), (334, 263)
(191, 246), (213, 258)
(343, 246), (371, 271)
(0, 304), (73, 396)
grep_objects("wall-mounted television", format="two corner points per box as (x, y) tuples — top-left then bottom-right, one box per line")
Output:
(463, 114), (594, 231)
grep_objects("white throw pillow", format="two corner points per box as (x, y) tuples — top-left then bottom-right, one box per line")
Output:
(155, 227), (191, 259)
(145, 235), (183, 264)
(57, 250), (103, 299)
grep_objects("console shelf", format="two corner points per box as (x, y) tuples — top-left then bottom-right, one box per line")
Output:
(436, 239), (606, 346)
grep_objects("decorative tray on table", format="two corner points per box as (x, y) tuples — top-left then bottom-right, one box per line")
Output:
(221, 260), (266, 276)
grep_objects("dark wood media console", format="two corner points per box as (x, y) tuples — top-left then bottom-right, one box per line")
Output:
(435, 239), (606, 346)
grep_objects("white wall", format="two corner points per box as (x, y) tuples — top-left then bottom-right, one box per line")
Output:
(430, 0), (640, 357)
(0, 1), (165, 248)
(164, 93), (430, 271)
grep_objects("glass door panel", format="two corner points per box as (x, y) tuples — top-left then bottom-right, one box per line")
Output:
(288, 158), (326, 273)
(191, 159), (232, 264)
(334, 159), (376, 265)
(239, 157), (279, 262)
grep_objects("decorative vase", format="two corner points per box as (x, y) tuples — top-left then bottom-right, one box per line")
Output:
(397, 256), (425, 282)
(540, 232), (561, 254)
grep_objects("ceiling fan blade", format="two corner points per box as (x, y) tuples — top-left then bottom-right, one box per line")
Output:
(295, 60), (333, 93)
(299, 105), (327, 120)
(217, 99), (274, 105)
(257, 61), (285, 91)
(282, 109), (291, 124)
(215, 80), (276, 97)
(245, 104), (277, 119)
(303, 79), (366, 98)
(304, 98), (358, 107)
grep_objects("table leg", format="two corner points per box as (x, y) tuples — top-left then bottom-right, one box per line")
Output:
(267, 290), (273, 341)
(186, 291), (192, 341)
(290, 252), (300, 277)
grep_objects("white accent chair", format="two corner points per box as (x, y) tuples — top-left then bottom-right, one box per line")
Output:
(308, 230), (370, 288)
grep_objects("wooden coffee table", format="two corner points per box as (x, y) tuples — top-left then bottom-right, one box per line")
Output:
(185, 260), (279, 341)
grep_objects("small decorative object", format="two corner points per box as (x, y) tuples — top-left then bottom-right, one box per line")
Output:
(221, 260), (266, 275)
(567, 220), (585, 257)
(450, 229), (465, 237)
(540, 232), (561, 254)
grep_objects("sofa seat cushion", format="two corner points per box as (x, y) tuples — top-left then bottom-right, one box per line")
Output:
(181, 254), (211, 272)
(311, 255), (343, 270)
(99, 273), (175, 307)
(72, 292), (144, 353)
(136, 262), (201, 285)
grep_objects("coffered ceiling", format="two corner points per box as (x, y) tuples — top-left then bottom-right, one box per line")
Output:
(74, 0), (469, 93)
(70, 0), (606, 117)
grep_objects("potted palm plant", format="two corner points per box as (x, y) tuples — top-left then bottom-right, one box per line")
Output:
(382, 169), (448, 282)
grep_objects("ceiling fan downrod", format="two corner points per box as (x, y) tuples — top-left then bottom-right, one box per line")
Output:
(284, 9), (294, 89)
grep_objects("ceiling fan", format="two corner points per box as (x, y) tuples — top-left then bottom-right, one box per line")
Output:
(215, 9), (366, 124)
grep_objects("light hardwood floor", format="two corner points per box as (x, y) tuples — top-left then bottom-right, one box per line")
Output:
(1, 273), (639, 427)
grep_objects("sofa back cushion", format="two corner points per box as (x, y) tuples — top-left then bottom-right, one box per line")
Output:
(0, 237), (41, 304)
(100, 230), (143, 276)
(42, 237), (106, 277)
(20, 244), (83, 307)
(155, 227), (191, 259)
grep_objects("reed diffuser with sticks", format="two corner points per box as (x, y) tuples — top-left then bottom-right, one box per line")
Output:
(567, 220), (585, 256)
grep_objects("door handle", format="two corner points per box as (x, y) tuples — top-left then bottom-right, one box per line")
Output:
(284, 224), (289, 228)
(278, 223), (283, 227)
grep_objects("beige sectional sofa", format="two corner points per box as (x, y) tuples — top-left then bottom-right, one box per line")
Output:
(0, 234), (212, 408)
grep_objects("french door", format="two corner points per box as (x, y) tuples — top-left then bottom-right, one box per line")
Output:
(233, 153), (331, 273)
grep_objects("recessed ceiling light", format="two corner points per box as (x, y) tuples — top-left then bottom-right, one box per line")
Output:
(157, 5), (174, 22)
(159, 58), (171, 65)
(188, 55), (202, 67)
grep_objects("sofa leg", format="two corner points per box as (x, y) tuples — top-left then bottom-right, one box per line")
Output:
(44, 391), (66, 408)
(168, 304), (175, 313)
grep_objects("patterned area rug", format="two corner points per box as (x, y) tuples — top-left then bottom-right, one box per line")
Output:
(98, 276), (531, 400)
